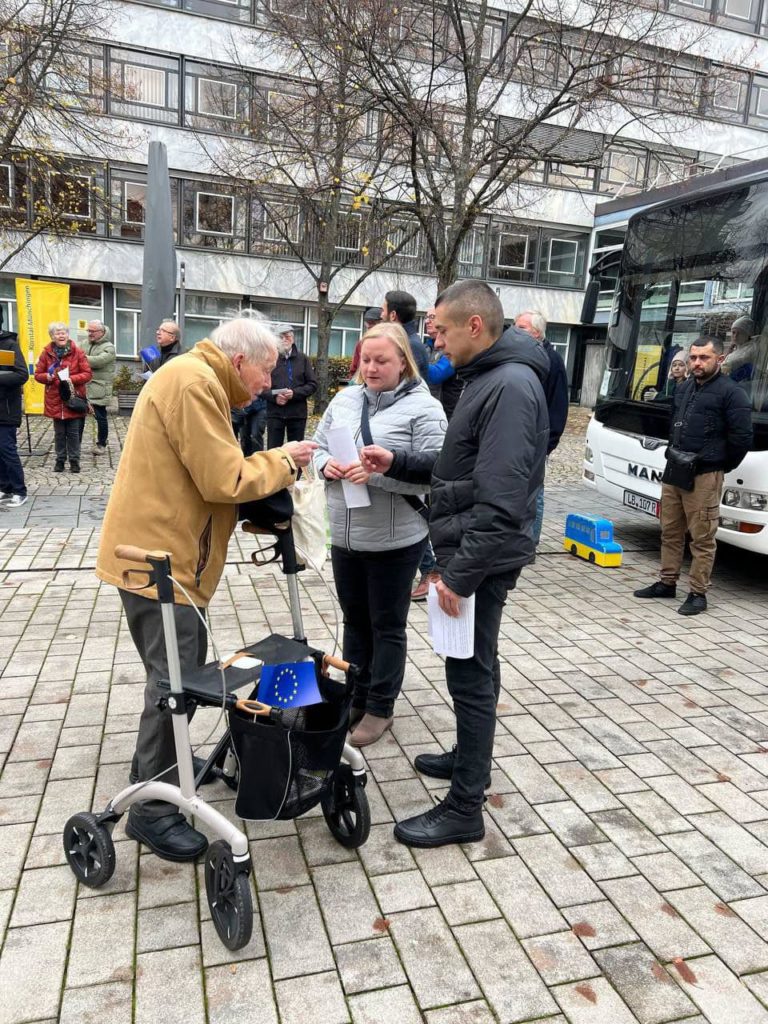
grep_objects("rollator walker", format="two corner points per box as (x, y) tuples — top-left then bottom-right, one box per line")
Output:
(62, 517), (370, 951)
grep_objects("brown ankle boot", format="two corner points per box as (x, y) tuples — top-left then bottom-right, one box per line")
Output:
(349, 713), (393, 748)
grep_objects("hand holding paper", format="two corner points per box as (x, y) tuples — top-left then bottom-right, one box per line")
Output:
(427, 583), (475, 659)
(57, 366), (70, 382)
(326, 425), (370, 508)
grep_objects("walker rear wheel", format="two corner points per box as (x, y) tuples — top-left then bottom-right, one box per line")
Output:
(322, 767), (370, 849)
(205, 841), (253, 950)
(63, 812), (116, 888)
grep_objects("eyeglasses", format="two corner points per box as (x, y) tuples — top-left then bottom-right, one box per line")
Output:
(425, 314), (436, 322)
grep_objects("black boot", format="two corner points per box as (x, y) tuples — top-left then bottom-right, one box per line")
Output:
(70, 461), (80, 473)
(394, 797), (485, 848)
(414, 745), (492, 788)
(125, 806), (208, 862)
(633, 581), (677, 599)
(54, 461), (65, 473)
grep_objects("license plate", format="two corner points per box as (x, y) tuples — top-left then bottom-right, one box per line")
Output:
(623, 490), (659, 517)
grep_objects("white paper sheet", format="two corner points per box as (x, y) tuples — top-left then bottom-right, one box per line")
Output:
(427, 584), (475, 659)
(57, 367), (70, 381)
(326, 425), (371, 509)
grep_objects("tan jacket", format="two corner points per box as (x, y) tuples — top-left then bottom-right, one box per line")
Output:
(96, 340), (297, 606)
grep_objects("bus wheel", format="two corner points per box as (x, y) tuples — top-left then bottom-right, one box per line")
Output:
(588, 552), (596, 563)
(570, 544), (577, 557)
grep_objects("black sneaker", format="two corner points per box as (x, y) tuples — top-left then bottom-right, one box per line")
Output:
(70, 461), (80, 473)
(414, 745), (491, 789)
(678, 592), (707, 616)
(634, 581), (677, 599)
(54, 461), (65, 473)
(394, 798), (485, 848)
(125, 807), (208, 862)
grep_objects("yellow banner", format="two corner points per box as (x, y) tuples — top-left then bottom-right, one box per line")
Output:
(15, 279), (70, 415)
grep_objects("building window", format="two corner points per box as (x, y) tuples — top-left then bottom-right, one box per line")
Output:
(601, 149), (646, 194)
(42, 43), (106, 111)
(720, 0), (757, 20)
(270, 0), (308, 16)
(195, 192), (235, 235)
(110, 172), (178, 241)
(263, 201), (301, 244)
(184, 62), (250, 131)
(497, 232), (529, 270)
(183, 292), (241, 346)
(109, 49), (180, 124)
(124, 181), (146, 225)
(308, 307), (361, 358)
(387, 216), (422, 259)
(751, 80), (768, 121)
(711, 73), (748, 116)
(0, 164), (12, 209)
(547, 162), (598, 190)
(458, 226), (486, 276)
(335, 212), (362, 253)
(50, 172), (92, 220)
(252, 301), (306, 349)
(548, 238), (579, 276)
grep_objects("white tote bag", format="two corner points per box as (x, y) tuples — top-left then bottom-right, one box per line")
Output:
(291, 464), (328, 570)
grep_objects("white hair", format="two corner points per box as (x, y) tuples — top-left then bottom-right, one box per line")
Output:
(517, 310), (548, 338)
(48, 321), (68, 336)
(210, 317), (279, 364)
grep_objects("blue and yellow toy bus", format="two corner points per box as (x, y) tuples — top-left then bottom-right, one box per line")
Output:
(563, 514), (623, 567)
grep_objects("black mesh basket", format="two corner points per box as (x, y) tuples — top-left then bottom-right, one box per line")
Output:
(229, 667), (351, 821)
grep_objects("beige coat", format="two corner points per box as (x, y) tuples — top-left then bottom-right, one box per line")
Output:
(96, 340), (297, 606)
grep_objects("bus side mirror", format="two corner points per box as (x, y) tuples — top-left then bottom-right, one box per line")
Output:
(581, 281), (600, 325)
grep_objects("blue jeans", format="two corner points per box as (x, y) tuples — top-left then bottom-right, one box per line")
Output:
(0, 424), (25, 497)
(418, 540), (437, 576)
(446, 569), (520, 812)
(533, 485), (545, 544)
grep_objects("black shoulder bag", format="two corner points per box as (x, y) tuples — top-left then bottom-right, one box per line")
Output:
(661, 385), (698, 492)
(359, 389), (429, 521)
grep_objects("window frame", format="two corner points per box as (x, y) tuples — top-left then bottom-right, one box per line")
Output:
(195, 190), (236, 236)
(123, 180), (147, 226)
(547, 237), (579, 276)
(263, 200), (301, 244)
(50, 171), (93, 221)
(497, 231), (529, 270)
(196, 75), (238, 119)
(0, 163), (12, 209)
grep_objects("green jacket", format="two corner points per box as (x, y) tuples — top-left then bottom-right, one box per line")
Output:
(82, 328), (116, 405)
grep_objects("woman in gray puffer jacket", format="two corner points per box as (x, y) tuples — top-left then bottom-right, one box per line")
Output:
(313, 323), (446, 747)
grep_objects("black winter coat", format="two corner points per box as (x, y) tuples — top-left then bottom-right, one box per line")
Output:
(387, 329), (549, 596)
(266, 345), (317, 420)
(0, 332), (29, 428)
(670, 371), (752, 474)
(542, 339), (569, 454)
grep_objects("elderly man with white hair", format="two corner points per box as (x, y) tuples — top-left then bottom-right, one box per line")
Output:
(96, 317), (316, 863)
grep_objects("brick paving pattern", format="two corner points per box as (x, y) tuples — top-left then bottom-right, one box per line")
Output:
(0, 410), (766, 1022)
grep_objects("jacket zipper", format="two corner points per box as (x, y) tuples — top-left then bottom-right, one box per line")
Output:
(195, 516), (213, 587)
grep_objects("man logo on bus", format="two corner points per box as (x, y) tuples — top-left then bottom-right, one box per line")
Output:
(628, 463), (663, 484)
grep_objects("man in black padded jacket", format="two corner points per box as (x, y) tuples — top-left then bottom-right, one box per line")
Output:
(361, 280), (549, 848)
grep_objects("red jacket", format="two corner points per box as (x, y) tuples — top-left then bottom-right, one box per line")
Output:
(34, 341), (93, 419)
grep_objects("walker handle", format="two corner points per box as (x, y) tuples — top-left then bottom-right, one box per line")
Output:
(235, 698), (273, 718)
(323, 654), (350, 674)
(241, 521), (290, 536)
(114, 544), (172, 564)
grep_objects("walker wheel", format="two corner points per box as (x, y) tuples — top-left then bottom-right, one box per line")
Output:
(63, 812), (116, 888)
(205, 841), (253, 951)
(321, 766), (371, 849)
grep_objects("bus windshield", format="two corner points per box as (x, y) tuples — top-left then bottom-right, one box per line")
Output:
(600, 177), (768, 435)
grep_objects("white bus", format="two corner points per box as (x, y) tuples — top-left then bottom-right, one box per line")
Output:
(583, 168), (768, 554)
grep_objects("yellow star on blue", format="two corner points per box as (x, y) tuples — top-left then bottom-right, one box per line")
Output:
(274, 665), (299, 706)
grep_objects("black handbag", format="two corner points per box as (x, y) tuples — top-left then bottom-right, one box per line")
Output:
(59, 379), (90, 414)
(661, 448), (698, 491)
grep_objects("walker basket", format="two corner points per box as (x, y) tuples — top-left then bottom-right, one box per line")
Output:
(229, 669), (351, 821)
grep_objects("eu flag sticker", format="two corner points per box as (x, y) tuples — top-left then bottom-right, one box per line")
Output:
(257, 661), (323, 708)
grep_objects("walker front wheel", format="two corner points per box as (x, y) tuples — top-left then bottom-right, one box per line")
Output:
(205, 841), (253, 951)
(322, 767), (370, 849)
(63, 812), (116, 888)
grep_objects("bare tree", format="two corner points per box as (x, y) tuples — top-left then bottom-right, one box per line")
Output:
(324, 0), (745, 290)
(199, 3), (428, 409)
(0, 0), (121, 269)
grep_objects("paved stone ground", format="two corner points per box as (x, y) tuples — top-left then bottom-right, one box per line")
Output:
(0, 411), (767, 1024)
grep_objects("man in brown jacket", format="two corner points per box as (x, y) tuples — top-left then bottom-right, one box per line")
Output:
(97, 317), (315, 862)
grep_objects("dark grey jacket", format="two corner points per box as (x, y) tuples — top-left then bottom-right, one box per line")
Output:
(386, 329), (549, 596)
(670, 371), (752, 474)
(0, 332), (29, 428)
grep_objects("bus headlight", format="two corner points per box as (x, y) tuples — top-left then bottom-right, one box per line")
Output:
(746, 491), (768, 511)
(722, 489), (741, 506)
(584, 444), (594, 463)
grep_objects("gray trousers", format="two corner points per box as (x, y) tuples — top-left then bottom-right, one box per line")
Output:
(120, 589), (207, 818)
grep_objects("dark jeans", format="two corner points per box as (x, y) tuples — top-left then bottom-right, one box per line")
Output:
(447, 569), (521, 812)
(267, 417), (306, 448)
(234, 406), (267, 455)
(93, 404), (109, 446)
(0, 424), (26, 497)
(332, 539), (426, 717)
(120, 589), (207, 818)
(52, 418), (82, 466)
(418, 540), (437, 577)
